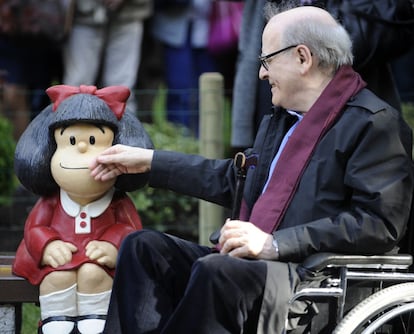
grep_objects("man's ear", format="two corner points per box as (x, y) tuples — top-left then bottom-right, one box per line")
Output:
(296, 45), (313, 72)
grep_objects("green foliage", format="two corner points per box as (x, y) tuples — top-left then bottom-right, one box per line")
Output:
(0, 116), (16, 204)
(129, 111), (200, 240)
(402, 103), (414, 130)
(402, 103), (414, 157)
(22, 303), (40, 334)
(143, 119), (199, 153)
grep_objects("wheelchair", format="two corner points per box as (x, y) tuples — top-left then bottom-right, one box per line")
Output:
(291, 252), (414, 333)
(286, 189), (414, 334)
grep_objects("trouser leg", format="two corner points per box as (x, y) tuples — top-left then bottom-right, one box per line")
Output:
(103, 230), (211, 334)
(63, 25), (102, 86)
(164, 41), (193, 129)
(161, 254), (267, 334)
(102, 21), (144, 115)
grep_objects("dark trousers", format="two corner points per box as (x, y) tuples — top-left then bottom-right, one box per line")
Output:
(103, 230), (267, 334)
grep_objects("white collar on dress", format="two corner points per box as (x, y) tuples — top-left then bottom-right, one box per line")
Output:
(60, 188), (115, 218)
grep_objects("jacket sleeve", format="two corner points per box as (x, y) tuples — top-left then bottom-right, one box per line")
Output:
(148, 150), (236, 209)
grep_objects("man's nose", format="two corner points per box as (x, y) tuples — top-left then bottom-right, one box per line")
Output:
(259, 65), (268, 80)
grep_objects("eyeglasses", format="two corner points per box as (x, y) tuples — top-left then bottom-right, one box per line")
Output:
(259, 45), (298, 70)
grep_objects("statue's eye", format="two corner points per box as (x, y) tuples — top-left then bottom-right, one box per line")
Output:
(70, 136), (76, 145)
(89, 136), (96, 145)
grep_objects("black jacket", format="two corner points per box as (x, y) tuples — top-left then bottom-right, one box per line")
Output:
(149, 88), (413, 262)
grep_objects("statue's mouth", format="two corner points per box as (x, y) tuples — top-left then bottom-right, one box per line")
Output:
(60, 163), (88, 170)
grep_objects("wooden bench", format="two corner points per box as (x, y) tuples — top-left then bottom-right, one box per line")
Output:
(0, 253), (39, 333)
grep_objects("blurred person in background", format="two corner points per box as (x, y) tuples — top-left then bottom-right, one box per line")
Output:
(151, 0), (217, 136)
(0, 1), (64, 139)
(392, 48), (414, 104)
(62, 0), (152, 116)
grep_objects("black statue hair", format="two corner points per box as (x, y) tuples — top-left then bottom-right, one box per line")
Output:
(14, 93), (154, 196)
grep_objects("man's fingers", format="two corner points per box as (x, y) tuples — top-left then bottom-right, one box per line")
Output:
(91, 164), (123, 181)
(220, 236), (245, 255)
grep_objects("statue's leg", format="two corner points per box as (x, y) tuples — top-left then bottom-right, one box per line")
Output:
(38, 271), (77, 334)
(76, 263), (112, 334)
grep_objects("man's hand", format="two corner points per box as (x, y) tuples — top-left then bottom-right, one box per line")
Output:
(219, 219), (278, 260)
(90, 144), (154, 182)
(86, 240), (118, 269)
(42, 240), (78, 268)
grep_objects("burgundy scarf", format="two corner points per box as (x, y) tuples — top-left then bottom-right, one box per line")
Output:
(241, 65), (366, 233)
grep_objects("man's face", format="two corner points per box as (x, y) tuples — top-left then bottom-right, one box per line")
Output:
(51, 123), (116, 202)
(259, 26), (300, 109)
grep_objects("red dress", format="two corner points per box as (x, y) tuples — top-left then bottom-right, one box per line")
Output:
(13, 188), (142, 285)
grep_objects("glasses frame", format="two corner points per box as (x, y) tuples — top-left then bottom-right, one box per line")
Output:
(259, 45), (299, 70)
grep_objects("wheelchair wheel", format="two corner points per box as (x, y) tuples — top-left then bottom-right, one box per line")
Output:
(333, 282), (414, 334)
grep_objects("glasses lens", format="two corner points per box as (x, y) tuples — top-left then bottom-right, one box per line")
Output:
(260, 59), (268, 70)
(259, 45), (298, 71)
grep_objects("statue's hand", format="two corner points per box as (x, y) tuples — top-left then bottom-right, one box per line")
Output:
(85, 240), (118, 269)
(42, 240), (78, 268)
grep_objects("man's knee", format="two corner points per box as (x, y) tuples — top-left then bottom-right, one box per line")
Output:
(121, 229), (161, 252)
(192, 254), (233, 279)
(118, 229), (171, 266)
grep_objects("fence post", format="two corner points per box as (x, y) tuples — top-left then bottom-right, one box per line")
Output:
(198, 73), (225, 246)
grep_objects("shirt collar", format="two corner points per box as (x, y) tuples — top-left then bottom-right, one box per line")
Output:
(287, 109), (303, 121)
(60, 188), (115, 217)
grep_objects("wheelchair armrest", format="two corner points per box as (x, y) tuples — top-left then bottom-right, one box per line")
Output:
(301, 252), (413, 273)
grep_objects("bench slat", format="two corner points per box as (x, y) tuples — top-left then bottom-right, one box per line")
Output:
(0, 254), (39, 303)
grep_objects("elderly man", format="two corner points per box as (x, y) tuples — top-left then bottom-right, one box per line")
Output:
(90, 4), (413, 333)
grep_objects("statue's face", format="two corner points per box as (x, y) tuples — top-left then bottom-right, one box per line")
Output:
(51, 123), (115, 203)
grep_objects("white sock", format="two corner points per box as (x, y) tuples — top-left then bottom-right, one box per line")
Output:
(39, 284), (77, 319)
(39, 284), (77, 334)
(77, 290), (111, 334)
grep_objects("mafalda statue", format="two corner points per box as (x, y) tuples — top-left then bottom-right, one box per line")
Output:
(13, 85), (153, 334)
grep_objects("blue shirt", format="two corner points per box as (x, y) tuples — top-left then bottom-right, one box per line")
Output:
(262, 111), (303, 193)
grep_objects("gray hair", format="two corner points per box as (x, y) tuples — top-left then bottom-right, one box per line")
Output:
(263, 2), (353, 72)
